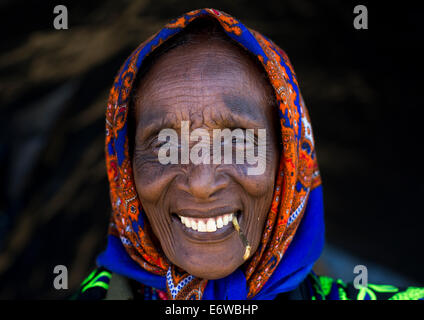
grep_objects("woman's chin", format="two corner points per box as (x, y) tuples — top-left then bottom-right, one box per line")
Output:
(168, 233), (246, 279)
(181, 261), (240, 280)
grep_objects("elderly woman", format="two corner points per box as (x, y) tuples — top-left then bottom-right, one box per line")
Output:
(73, 9), (423, 300)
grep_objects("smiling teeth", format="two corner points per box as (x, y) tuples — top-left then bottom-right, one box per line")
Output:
(179, 213), (234, 232)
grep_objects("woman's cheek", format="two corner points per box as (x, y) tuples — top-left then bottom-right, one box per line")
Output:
(225, 158), (277, 198)
(133, 153), (178, 203)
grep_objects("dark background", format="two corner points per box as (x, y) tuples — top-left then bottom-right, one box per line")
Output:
(0, 0), (423, 299)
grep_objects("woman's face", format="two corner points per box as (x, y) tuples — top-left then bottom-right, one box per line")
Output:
(132, 36), (280, 279)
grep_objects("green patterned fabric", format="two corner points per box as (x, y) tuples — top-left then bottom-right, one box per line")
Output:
(309, 273), (424, 300)
(72, 268), (424, 300)
(70, 268), (112, 300)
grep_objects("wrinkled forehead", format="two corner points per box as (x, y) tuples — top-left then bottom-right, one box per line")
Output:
(132, 36), (278, 134)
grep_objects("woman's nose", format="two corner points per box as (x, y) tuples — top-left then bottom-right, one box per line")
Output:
(185, 164), (229, 200)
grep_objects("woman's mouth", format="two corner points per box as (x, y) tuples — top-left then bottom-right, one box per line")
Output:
(178, 212), (234, 232)
(171, 210), (243, 242)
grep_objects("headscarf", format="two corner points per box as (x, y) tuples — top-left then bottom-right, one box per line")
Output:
(97, 8), (325, 300)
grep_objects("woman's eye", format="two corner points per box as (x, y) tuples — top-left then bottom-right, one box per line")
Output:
(232, 137), (245, 144)
(230, 136), (258, 146)
(219, 136), (258, 147)
(149, 138), (167, 150)
(155, 141), (167, 148)
(150, 138), (180, 151)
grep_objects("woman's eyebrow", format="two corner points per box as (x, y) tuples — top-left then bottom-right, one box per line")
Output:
(222, 93), (264, 126)
(136, 112), (176, 142)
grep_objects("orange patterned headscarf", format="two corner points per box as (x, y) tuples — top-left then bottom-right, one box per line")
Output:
(102, 8), (323, 299)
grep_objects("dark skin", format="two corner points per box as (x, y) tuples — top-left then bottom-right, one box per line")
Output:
(132, 35), (280, 279)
